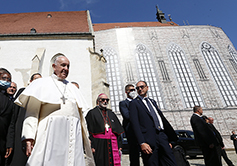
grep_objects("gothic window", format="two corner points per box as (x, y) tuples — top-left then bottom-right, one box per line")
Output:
(168, 43), (204, 108)
(135, 44), (165, 109)
(193, 59), (207, 80)
(125, 62), (135, 82)
(228, 45), (237, 73)
(158, 60), (170, 81)
(229, 59), (237, 73)
(103, 47), (123, 112)
(201, 42), (237, 106)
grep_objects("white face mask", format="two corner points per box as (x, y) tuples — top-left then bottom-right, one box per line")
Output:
(128, 91), (137, 99)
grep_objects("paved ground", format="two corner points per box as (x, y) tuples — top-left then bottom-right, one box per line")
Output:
(121, 150), (237, 166)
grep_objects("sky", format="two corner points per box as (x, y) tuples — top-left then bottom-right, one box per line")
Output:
(0, 0), (236, 48)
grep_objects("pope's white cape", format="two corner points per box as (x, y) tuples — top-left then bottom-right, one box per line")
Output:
(15, 75), (95, 166)
(15, 76), (89, 113)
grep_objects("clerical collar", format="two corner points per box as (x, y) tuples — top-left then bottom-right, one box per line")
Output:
(126, 98), (132, 101)
(97, 106), (106, 111)
(51, 74), (66, 83)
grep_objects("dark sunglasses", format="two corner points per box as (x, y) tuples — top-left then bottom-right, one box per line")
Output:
(129, 89), (136, 92)
(136, 85), (146, 90)
(100, 98), (110, 102)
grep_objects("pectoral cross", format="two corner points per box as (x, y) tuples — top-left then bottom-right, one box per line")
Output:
(105, 123), (110, 132)
(61, 95), (67, 104)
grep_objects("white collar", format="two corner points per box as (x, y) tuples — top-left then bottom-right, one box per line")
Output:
(51, 74), (67, 83)
(194, 113), (202, 117)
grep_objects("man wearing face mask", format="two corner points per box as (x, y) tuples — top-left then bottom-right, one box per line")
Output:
(86, 93), (124, 166)
(119, 84), (140, 166)
(0, 68), (15, 166)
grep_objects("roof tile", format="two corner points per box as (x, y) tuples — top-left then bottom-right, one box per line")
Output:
(93, 21), (178, 31)
(0, 11), (90, 34)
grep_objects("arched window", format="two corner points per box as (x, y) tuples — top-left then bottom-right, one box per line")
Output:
(168, 43), (204, 108)
(135, 44), (165, 109)
(228, 45), (237, 73)
(103, 47), (123, 112)
(201, 42), (237, 106)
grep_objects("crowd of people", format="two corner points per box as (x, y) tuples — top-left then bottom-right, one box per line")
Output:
(0, 53), (236, 166)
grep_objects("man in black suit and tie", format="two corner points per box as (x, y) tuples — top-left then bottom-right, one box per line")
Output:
(119, 84), (140, 166)
(129, 81), (177, 166)
(190, 106), (222, 166)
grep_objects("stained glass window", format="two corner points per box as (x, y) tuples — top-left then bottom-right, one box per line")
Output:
(201, 42), (237, 106)
(135, 44), (165, 109)
(103, 47), (124, 112)
(168, 43), (204, 108)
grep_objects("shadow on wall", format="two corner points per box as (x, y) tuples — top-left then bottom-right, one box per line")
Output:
(15, 68), (30, 87)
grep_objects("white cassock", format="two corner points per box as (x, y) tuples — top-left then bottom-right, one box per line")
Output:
(15, 74), (94, 166)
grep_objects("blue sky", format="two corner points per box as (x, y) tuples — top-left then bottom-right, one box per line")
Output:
(1, 0), (236, 48)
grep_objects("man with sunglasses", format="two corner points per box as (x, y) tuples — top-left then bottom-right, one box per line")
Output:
(129, 81), (178, 166)
(86, 93), (124, 166)
(119, 84), (140, 166)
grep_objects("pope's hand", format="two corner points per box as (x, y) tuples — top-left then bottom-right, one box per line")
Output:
(23, 139), (34, 157)
(91, 148), (95, 153)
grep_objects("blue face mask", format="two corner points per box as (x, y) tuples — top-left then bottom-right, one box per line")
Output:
(0, 80), (11, 89)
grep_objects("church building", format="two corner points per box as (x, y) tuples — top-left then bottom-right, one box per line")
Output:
(0, 7), (237, 147)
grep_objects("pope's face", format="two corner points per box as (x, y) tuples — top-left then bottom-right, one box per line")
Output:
(53, 56), (70, 79)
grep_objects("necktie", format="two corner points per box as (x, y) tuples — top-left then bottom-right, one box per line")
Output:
(145, 98), (161, 130)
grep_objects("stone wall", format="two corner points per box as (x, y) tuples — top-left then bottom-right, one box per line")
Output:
(94, 25), (237, 142)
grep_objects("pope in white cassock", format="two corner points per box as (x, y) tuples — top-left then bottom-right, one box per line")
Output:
(15, 54), (95, 166)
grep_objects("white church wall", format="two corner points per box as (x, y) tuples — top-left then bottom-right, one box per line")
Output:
(0, 39), (93, 107)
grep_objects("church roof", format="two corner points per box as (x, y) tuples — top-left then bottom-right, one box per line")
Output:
(0, 11), (91, 35)
(93, 21), (178, 31)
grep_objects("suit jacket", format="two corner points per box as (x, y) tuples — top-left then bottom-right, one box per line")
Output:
(119, 99), (130, 132)
(208, 123), (224, 148)
(190, 114), (218, 147)
(0, 92), (14, 157)
(129, 96), (177, 150)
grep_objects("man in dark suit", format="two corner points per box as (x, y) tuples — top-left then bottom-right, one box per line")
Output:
(129, 81), (177, 166)
(205, 117), (234, 166)
(190, 106), (222, 166)
(0, 68), (15, 166)
(231, 131), (237, 154)
(119, 84), (140, 166)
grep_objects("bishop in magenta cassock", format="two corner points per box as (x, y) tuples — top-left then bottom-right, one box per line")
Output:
(85, 93), (124, 166)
